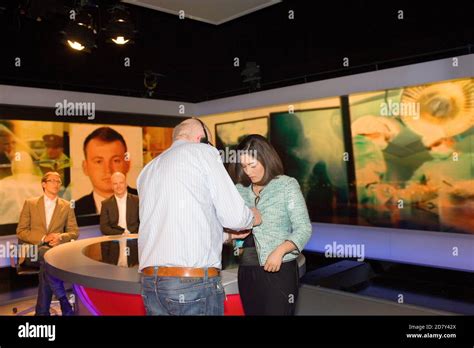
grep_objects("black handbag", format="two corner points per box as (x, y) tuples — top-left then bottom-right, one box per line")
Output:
(239, 234), (260, 266)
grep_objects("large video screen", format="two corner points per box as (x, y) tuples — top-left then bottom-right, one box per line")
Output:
(270, 105), (351, 225)
(234, 77), (474, 236)
(0, 118), (173, 228)
(215, 117), (268, 150)
(350, 78), (474, 234)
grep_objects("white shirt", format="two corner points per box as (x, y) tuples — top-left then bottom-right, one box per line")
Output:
(137, 140), (254, 271)
(117, 237), (129, 267)
(115, 194), (128, 233)
(93, 191), (107, 214)
(44, 194), (58, 230)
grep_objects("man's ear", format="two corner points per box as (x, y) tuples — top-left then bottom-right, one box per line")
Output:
(82, 159), (89, 176)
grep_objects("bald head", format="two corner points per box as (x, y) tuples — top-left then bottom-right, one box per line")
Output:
(173, 118), (212, 144)
(111, 171), (127, 197)
(111, 171), (126, 180)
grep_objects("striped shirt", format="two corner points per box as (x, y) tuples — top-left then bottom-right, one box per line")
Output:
(137, 140), (254, 271)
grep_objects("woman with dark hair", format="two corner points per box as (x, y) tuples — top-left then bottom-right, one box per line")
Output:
(230, 134), (312, 315)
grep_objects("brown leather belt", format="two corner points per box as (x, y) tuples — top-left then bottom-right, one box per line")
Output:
(142, 266), (220, 278)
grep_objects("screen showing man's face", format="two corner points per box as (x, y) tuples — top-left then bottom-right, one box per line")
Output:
(82, 139), (130, 197)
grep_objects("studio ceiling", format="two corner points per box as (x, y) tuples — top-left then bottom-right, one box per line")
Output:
(0, 0), (472, 103)
(122, 0), (281, 25)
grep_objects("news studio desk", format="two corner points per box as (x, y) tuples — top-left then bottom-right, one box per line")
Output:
(44, 234), (305, 316)
(44, 234), (449, 316)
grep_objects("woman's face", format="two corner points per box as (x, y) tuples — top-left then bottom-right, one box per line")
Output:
(240, 154), (265, 184)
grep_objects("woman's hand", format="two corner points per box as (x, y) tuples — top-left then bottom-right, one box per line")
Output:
(264, 241), (298, 272)
(264, 247), (285, 272)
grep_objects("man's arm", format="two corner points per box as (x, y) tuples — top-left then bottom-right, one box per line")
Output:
(60, 204), (79, 242)
(16, 200), (38, 244)
(100, 202), (125, 235)
(203, 147), (255, 230)
(283, 178), (312, 254)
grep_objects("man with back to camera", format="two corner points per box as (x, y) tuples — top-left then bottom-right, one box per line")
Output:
(138, 118), (261, 315)
(75, 127), (137, 216)
(100, 171), (139, 235)
(16, 171), (79, 316)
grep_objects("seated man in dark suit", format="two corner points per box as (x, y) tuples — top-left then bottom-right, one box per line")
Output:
(75, 127), (138, 216)
(100, 172), (139, 235)
(16, 171), (79, 316)
(100, 239), (139, 267)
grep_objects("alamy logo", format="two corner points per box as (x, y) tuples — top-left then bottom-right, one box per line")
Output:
(0, 242), (38, 262)
(18, 322), (56, 341)
(218, 148), (257, 164)
(55, 99), (95, 120)
(380, 100), (420, 119)
(324, 241), (365, 262)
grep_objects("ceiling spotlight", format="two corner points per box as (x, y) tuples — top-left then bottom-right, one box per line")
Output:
(143, 70), (164, 97)
(75, 10), (94, 30)
(105, 5), (135, 45)
(61, 7), (97, 53)
(67, 40), (85, 51)
(111, 36), (129, 45)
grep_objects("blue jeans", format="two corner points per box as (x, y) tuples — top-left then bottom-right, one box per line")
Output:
(141, 268), (225, 316)
(35, 246), (68, 316)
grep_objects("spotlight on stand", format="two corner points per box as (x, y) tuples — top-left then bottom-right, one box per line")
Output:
(241, 62), (261, 91)
(143, 70), (164, 98)
(105, 5), (135, 46)
(61, 7), (97, 52)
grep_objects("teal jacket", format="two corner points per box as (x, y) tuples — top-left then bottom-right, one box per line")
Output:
(236, 175), (312, 266)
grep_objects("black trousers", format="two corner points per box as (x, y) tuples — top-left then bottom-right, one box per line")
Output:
(238, 259), (299, 316)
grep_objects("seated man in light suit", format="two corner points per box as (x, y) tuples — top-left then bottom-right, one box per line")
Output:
(100, 172), (139, 235)
(16, 171), (79, 316)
